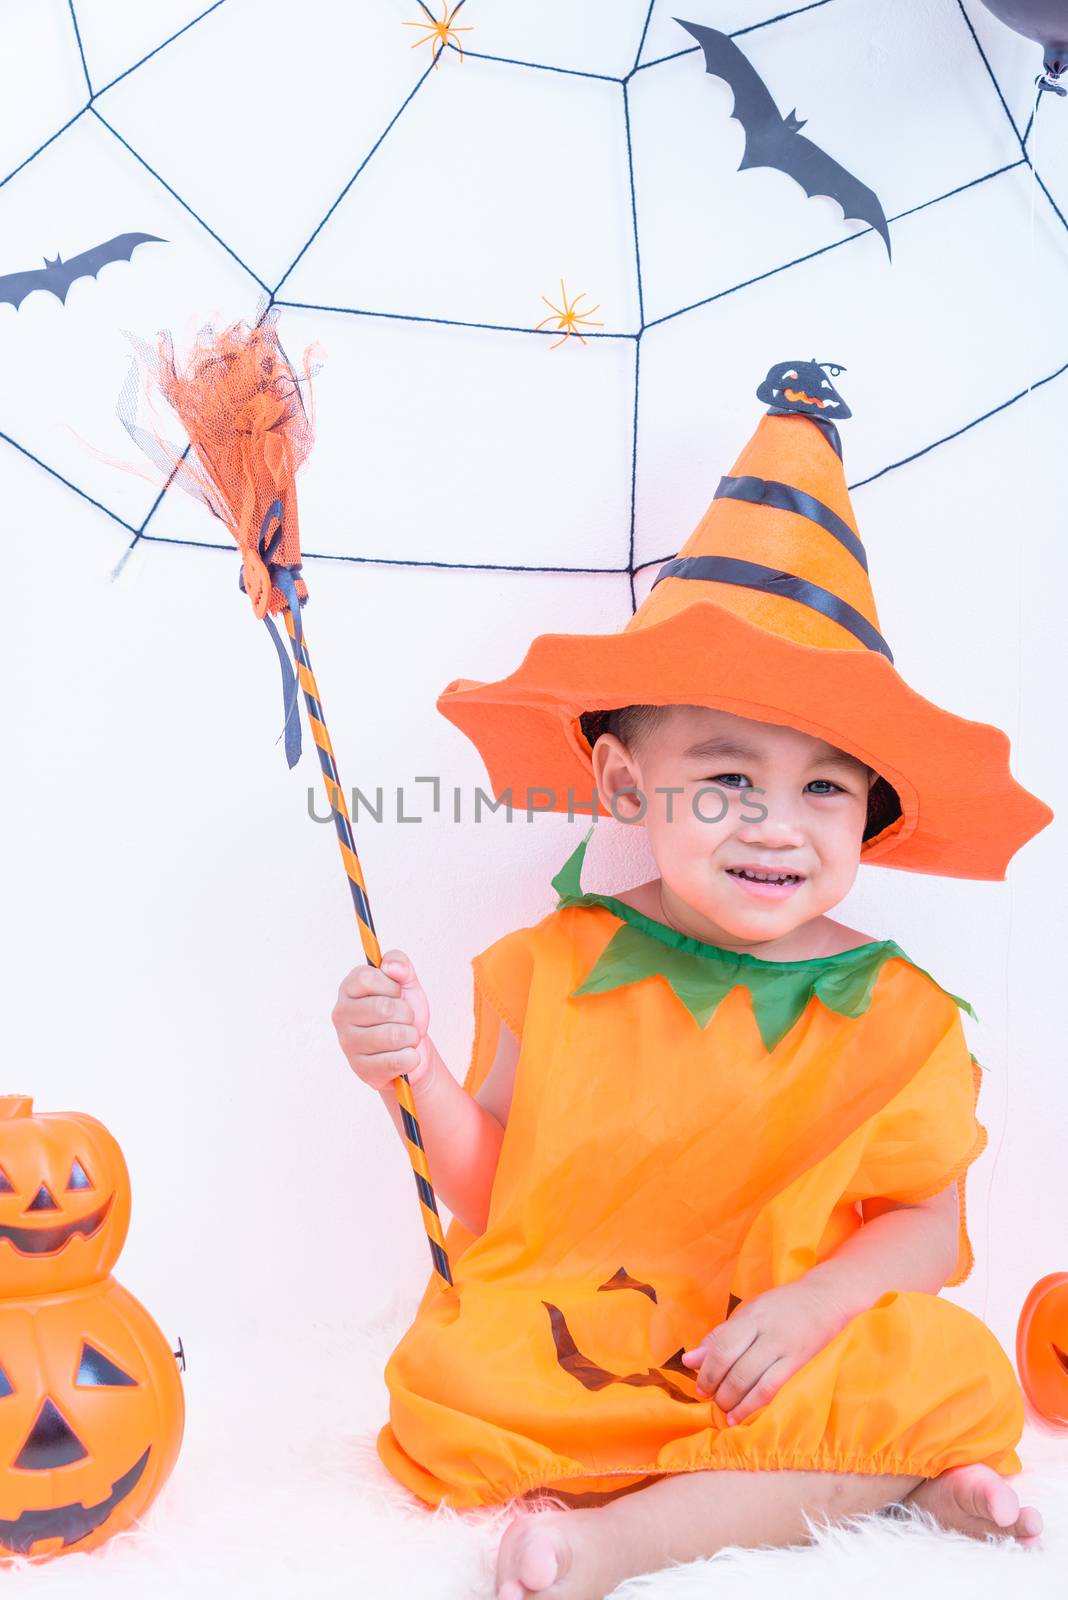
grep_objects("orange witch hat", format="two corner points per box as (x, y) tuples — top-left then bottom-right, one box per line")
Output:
(437, 359), (1053, 879)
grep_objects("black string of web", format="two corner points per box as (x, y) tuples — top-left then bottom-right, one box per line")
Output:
(3, 0), (1056, 1332)
(0, 0), (1063, 614)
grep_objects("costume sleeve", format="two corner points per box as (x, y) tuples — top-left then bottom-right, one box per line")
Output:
(411, 924), (540, 1305)
(847, 1004), (987, 1288)
(459, 925), (538, 1102)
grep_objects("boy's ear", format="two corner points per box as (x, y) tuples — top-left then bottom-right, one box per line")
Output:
(591, 732), (645, 822)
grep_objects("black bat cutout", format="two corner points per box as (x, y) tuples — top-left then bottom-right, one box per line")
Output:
(675, 18), (891, 260)
(0, 233), (166, 310)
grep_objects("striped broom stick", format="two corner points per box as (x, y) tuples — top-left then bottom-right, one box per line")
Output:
(282, 606), (453, 1288)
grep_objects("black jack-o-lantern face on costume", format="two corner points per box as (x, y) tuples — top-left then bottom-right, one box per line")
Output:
(756, 359), (852, 419)
(0, 1099), (131, 1296)
(0, 1285), (184, 1557)
(542, 1267), (745, 1408)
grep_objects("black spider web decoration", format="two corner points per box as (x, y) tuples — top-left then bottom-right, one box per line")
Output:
(0, 0), (1064, 613)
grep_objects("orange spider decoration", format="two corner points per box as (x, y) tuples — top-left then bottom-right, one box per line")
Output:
(534, 279), (605, 349)
(402, 1), (472, 67)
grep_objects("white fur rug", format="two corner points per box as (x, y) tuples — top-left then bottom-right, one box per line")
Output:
(2, 1294), (1065, 1599)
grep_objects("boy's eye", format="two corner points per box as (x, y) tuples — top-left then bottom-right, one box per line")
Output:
(706, 774), (843, 795)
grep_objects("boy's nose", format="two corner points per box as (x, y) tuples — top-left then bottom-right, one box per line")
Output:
(734, 804), (807, 842)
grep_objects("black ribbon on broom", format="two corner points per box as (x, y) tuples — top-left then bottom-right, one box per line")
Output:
(238, 498), (305, 769)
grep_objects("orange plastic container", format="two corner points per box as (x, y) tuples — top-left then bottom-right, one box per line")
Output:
(1017, 1273), (1068, 1428)
(0, 1098), (184, 1558)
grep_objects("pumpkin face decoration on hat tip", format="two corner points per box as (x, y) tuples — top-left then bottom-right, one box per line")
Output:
(756, 359), (852, 419)
(0, 1283), (185, 1558)
(1017, 1273), (1068, 1428)
(0, 1098), (131, 1296)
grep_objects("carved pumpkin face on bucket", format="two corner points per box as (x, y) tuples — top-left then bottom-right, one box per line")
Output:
(0, 1283), (184, 1558)
(1017, 1273), (1068, 1427)
(0, 1099), (130, 1295)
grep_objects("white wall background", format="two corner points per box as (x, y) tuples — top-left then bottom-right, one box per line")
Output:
(1, 0), (1066, 1582)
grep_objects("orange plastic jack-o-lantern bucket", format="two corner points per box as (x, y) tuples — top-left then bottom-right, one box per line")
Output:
(1016, 1273), (1068, 1427)
(0, 1097), (184, 1559)
(0, 1283), (184, 1557)
(0, 1098), (130, 1296)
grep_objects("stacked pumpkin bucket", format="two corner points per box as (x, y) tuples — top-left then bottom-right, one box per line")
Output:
(0, 1097), (183, 1557)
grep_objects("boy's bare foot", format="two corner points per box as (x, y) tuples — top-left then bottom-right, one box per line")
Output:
(495, 1505), (631, 1600)
(493, 1463), (1044, 1599)
(903, 1463), (1042, 1547)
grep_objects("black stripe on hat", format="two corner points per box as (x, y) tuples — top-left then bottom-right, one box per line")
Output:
(650, 555), (894, 662)
(713, 475), (868, 572)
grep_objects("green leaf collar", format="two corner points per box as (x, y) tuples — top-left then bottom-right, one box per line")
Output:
(550, 827), (976, 1053)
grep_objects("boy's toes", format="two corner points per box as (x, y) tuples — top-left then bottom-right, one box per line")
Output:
(965, 1471), (1042, 1544)
(972, 1473), (1021, 1528)
(496, 1511), (570, 1599)
(908, 1464), (1043, 1547)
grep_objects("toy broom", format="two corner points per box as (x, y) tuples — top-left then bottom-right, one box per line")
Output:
(116, 312), (454, 1287)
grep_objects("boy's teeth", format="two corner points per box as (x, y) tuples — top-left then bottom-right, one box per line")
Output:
(729, 868), (800, 885)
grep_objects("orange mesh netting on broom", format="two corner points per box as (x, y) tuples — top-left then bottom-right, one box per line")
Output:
(117, 312), (318, 765)
(114, 309), (455, 1287)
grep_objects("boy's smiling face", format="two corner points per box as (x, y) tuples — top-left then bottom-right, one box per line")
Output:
(590, 705), (878, 959)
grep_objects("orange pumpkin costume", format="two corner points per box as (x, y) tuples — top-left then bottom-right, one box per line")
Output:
(376, 362), (1050, 1507)
(376, 831), (1023, 1506)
